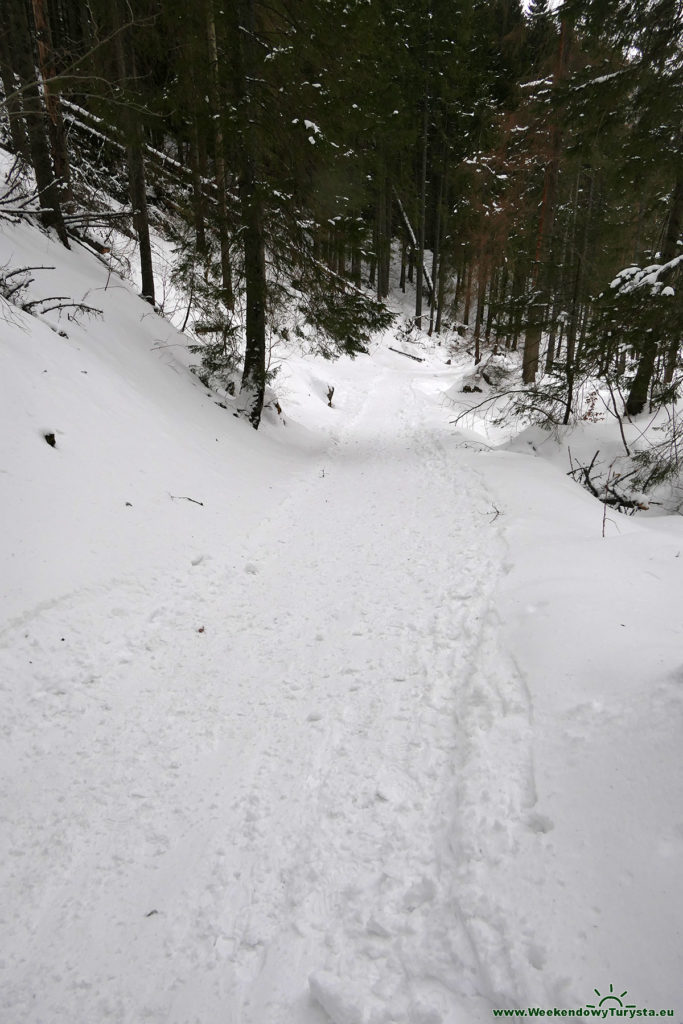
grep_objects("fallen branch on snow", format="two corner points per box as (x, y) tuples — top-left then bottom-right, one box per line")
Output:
(169, 493), (204, 506)
(388, 346), (424, 363)
(567, 449), (649, 513)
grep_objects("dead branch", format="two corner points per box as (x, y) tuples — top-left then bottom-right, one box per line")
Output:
(63, 211), (131, 222)
(68, 229), (112, 256)
(388, 346), (424, 362)
(602, 382), (631, 455)
(5, 278), (34, 299)
(169, 493), (204, 506)
(2, 160), (25, 191)
(49, 302), (103, 317)
(22, 295), (70, 310)
(567, 450), (648, 512)
(392, 188), (434, 299)
(450, 388), (562, 426)
(19, 294), (102, 317)
(2, 264), (55, 280)
(0, 207), (42, 220)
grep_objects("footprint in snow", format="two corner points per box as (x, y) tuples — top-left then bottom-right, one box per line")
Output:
(526, 812), (554, 834)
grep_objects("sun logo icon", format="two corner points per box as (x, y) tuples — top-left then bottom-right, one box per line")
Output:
(586, 984), (636, 1010)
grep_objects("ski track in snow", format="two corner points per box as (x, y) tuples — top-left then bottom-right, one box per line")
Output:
(0, 362), (557, 1023)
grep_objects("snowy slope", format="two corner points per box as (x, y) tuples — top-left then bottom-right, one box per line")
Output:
(0, 218), (323, 621)
(485, 454), (683, 1009)
(1, 218), (682, 1024)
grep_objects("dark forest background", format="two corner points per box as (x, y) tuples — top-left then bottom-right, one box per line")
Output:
(1, 0), (681, 433)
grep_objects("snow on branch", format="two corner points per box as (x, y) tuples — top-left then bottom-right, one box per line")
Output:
(608, 254), (683, 297)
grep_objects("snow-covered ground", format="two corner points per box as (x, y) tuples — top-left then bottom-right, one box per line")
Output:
(1, 216), (682, 1024)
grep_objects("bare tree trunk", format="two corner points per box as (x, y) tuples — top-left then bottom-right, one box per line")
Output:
(522, 303), (543, 382)
(453, 248), (466, 314)
(510, 263), (525, 351)
(415, 96), (428, 329)
(434, 215), (449, 336)
(563, 261), (581, 425)
(7, 0), (69, 246)
(376, 175), (385, 300)
(233, 0), (267, 428)
(113, 1), (154, 304)
(128, 136), (155, 304)
(522, 20), (570, 382)
(31, 0), (71, 200)
(491, 260), (508, 348)
(394, 187), (433, 305)
(562, 179), (586, 424)
(473, 261), (487, 364)
(375, 177), (392, 299)
(336, 222), (346, 279)
(206, 0), (234, 310)
(428, 161), (444, 337)
(189, 110), (207, 255)
(484, 268), (497, 345)
(239, 156), (267, 427)
(351, 244), (362, 286)
(0, 24), (30, 160)
(462, 259), (474, 327)
(383, 179), (392, 296)
(661, 172), (683, 385)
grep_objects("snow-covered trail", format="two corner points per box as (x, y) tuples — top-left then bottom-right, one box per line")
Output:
(0, 353), (554, 1023)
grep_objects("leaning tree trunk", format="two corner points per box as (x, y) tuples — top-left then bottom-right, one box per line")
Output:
(7, 0), (69, 246)
(31, 0), (71, 201)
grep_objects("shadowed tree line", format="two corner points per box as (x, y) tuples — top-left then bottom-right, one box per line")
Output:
(1, 0), (681, 427)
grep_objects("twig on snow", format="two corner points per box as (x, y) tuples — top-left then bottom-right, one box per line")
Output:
(169, 493), (204, 506)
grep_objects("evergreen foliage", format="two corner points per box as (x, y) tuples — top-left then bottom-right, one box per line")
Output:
(0, 0), (681, 454)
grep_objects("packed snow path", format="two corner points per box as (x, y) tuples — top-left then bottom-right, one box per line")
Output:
(0, 356), (554, 1024)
